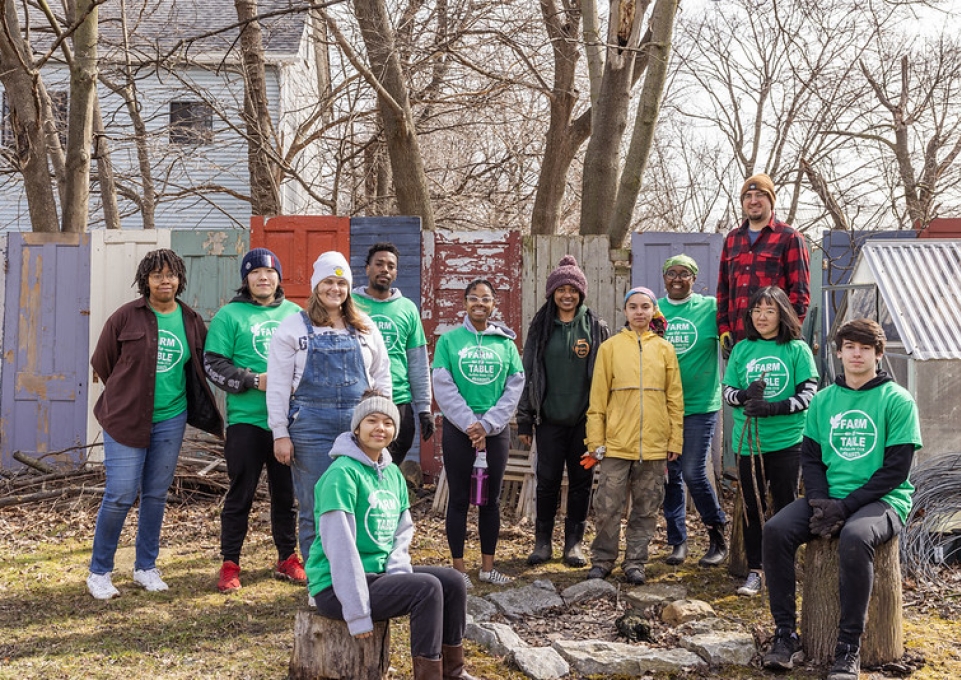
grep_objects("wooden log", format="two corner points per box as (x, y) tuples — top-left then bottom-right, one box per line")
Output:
(800, 535), (903, 666)
(289, 611), (390, 680)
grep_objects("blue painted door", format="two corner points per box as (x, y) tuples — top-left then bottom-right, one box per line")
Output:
(631, 232), (724, 296)
(1, 233), (91, 468)
(349, 217), (422, 309)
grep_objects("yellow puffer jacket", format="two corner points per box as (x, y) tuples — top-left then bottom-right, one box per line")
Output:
(586, 327), (684, 461)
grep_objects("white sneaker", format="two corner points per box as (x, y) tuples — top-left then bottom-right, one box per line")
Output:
(307, 594), (316, 608)
(133, 568), (169, 592)
(478, 568), (513, 585)
(87, 572), (120, 600)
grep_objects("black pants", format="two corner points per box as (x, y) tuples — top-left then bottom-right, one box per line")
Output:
(534, 419), (593, 525)
(220, 423), (297, 563)
(442, 419), (508, 557)
(387, 402), (415, 464)
(764, 498), (902, 646)
(314, 566), (466, 658)
(738, 444), (800, 570)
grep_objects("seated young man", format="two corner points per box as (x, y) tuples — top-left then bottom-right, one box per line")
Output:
(760, 319), (921, 680)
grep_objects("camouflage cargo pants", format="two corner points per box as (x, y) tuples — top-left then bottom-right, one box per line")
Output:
(590, 457), (666, 572)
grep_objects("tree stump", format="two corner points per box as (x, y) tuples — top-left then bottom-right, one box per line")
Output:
(289, 610), (391, 680)
(800, 535), (903, 666)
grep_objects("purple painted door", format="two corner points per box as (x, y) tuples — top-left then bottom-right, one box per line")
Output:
(1, 233), (91, 469)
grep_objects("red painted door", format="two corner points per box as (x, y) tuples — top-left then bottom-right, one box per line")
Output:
(251, 216), (350, 307)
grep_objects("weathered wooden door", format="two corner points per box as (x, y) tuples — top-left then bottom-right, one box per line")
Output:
(172, 229), (249, 323)
(631, 231), (724, 297)
(349, 217), (422, 309)
(251, 216), (350, 307)
(2, 233), (91, 468)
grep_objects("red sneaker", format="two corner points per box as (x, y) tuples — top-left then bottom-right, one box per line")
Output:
(275, 554), (307, 584)
(218, 560), (241, 593)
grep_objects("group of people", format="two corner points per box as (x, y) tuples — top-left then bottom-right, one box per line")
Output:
(83, 173), (921, 680)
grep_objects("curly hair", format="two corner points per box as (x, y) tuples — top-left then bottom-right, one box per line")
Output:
(134, 249), (187, 298)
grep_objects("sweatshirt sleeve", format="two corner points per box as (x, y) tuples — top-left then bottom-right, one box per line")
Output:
(267, 320), (300, 439)
(515, 329), (537, 436)
(664, 346), (684, 453)
(800, 435), (830, 500)
(385, 510), (414, 574)
(319, 510), (373, 636)
(432, 367), (476, 434)
(204, 351), (257, 394)
(586, 342), (612, 451)
(406, 345), (432, 413)
(840, 443), (915, 515)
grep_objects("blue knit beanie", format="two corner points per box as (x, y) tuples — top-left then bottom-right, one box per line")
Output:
(241, 248), (282, 282)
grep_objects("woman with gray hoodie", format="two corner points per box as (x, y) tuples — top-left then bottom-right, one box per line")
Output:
(305, 393), (475, 680)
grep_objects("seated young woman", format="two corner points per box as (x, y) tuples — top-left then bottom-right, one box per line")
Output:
(305, 392), (476, 680)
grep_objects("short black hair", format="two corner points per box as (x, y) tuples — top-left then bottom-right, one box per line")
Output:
(836, 319), (886, 354)
(464, 278), (496, 298)
(134, 249), (187, 298)
(366, 242), (400, 265)
(743, 285), (801, 344)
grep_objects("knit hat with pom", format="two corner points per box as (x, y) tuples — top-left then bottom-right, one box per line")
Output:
(545, 255), (588, 300)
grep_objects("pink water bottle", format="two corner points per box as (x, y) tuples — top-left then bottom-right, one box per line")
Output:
(470, 449), (489, 506)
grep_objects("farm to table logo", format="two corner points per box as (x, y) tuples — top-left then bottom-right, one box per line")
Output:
(370, 315), (399, 352)
(458, 345), (504, 385)
(251, 320), (282, 360)
(745, 357), (790, 399)
(365, 489), (402, 547)
(829, 410), (878, 460)
(156, 330), (185, 372)
(665, 317), (697, 355)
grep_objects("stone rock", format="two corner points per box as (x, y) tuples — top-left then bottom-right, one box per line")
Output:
(661, 599), (716, 625)
(466, 594), (497, 622)
(465, 621), (529, 657)
(560, 579), (617, 605)
(553, 639), (706, 676)
(512, 646), (570, 680)
(623, 583), (688, 610)
(487, 583), (565, 619)
(680, 631), (757, 666)
(677, 616), (730, 636)
(532, 579), (556, 591)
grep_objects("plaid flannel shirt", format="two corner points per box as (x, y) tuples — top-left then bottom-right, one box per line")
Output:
(716, 217), (810, 341)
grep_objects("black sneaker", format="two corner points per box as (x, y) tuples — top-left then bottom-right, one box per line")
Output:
(762, 628), (802, 670)
(827, 642), (860, 680)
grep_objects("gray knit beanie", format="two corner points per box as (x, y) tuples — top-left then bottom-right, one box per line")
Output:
(350, 395), (401, 442)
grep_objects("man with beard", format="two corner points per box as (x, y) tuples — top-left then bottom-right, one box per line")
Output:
(353, 242), (434, 464)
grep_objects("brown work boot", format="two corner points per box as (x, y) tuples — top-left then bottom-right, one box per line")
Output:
(441, 644), (478, 680)
(412, 656), (443, 680)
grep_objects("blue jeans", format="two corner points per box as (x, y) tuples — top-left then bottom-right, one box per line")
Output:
(663, 411), (727, 545)
(90, 411), (188, 574)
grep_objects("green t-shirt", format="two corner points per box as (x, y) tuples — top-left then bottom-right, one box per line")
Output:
(306, 455), (410, 595)
(659, 294), (721, 415)
(205, 298), (300, 428)
(152, 305), (190, 423)
(432, 325), (524, 415)
(353, 295), (427, 405)
(723, 338), (818, 453)
(804, 380), (921, 523)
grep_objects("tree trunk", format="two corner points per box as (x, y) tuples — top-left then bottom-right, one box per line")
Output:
(62, 0), (98, 233)
(352, 0), (435, 231)
(92, 102), (121, 229)
(801, 536), (903, 667)
(609, 0), (678, 246)
(289, 611), (390, 680)
(0, 1), (60, 232)
(531, 0), (591, 235)
(579, 0), (649, 235)
(235, 0), (282, 217)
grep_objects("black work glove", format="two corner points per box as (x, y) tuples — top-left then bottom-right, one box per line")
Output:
(808, 498), (849, 537)
(745, 379), (767, 400)
(419, 411), (436, 441)
(744, 397), (776, 418)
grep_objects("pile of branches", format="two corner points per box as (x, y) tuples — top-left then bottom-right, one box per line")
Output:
(901, 452), (961, 585)
(0, 430), (251, 509)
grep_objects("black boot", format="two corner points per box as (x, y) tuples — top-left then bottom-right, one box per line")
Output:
(699, 524), (728, 567)
(665, 541), (688, 565)
(527, 519), (554, 565)
(827, 642), (860, 680)
(562, 519), (587, 567)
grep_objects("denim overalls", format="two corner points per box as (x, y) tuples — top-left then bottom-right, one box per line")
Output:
(288, 312), (368, 561)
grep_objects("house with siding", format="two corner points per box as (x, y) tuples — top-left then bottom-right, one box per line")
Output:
(0, 0), (328, 231)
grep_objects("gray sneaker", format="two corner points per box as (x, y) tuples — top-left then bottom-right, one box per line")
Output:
(736, 571), (763, 597)
(762, 629), (802, 670)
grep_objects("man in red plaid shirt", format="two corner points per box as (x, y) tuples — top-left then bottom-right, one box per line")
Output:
(716, 173), (810, 356)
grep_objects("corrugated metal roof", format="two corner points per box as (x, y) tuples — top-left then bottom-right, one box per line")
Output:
(851, 240), (961, 360)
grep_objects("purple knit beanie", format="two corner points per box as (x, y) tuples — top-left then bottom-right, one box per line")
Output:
(545, 255), (588, 299)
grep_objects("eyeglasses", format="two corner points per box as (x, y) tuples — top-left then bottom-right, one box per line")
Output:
(742, 191), (768, 202)
(664, 271), (693, 280)
(148, 271), (179, 282)
(466, 295), (494, 304)
(750, 308), (778, 318)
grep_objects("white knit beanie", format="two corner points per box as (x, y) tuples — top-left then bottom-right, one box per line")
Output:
(310, 251), (352, 291)
(350, 395), (401, 442)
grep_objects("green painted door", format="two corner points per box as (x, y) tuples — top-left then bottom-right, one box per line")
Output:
(172, 230), (250, 324)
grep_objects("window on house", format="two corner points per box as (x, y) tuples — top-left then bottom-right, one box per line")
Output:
(2, 90), (68, 150)
(169, 101), (213, 145)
